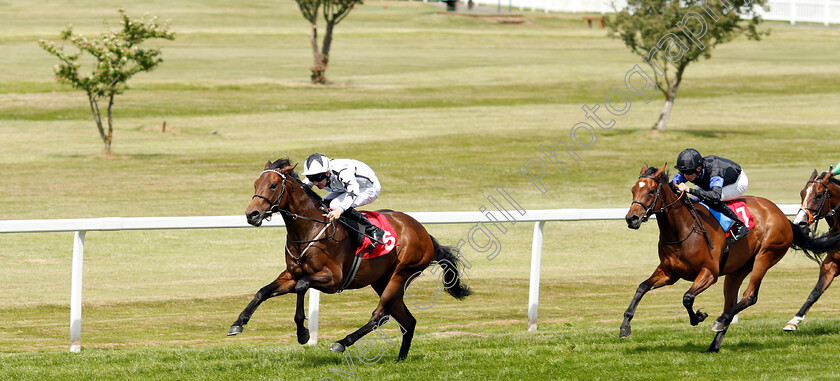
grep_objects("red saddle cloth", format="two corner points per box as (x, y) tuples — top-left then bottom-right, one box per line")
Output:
(727, 199), (756, 232)
(356, 211), (398, 259)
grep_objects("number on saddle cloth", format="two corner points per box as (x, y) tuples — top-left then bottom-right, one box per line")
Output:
(699, 200), (753, 234)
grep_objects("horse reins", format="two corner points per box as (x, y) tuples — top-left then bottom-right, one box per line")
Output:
(634, 175), (714, 249)
(253, 169), (338, 263)
(633, 175), (685, 222)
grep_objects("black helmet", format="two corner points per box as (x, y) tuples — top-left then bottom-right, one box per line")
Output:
(674, 148), (704, 172)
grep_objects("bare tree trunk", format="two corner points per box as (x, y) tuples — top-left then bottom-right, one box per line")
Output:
(653, 64), (686, 132)
(104, 93), (115, 155)
(86, 91), (111, 154)
(311, 21), (335, 85)
(309, 19), (328, 84)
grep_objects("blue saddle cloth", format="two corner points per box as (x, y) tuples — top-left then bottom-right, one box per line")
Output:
(699, 202), (733, 232)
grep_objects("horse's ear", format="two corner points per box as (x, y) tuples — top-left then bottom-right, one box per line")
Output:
(640, 163), (649, 175)
(265, 161), (272, 170)
(281, 163), (298, 174)
(653, 165), (667, 177)
(810, 169), (818, 181)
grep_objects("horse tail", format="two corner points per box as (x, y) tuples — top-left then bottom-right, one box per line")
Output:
(789, 220), (840, 264)
(431, 236), (472, 300)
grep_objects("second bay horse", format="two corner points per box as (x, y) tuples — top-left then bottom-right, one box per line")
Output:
(622, 164), (840, 352)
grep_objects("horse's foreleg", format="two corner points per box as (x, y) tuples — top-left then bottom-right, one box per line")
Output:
(294, 285), (310, 344)
(784, 259), (839, 331)
(683, 268), (717, 326)
(228, 271), (296, 336)
(620, 266), (678, 338)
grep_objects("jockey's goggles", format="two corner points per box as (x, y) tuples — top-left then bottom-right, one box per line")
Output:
(307, 173), (329, 182)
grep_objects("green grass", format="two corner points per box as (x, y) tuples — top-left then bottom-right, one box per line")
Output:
(2, 0), (840, 379)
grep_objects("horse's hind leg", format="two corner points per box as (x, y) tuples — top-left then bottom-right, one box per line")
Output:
(706, 266), (750, 353)
(784, 257), (839, 331)
(228, 270), (296, 336)
(330, 272), (410, 355)
(683, 268), (717, 326)
(711, 248), (786, 339)
(389, 298), (416, 361)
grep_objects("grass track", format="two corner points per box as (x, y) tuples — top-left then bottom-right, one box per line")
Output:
(1, 0), (840, 379)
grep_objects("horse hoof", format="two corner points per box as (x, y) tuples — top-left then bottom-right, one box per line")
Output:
(330, 342), (346, 353)
(227, 325), (243, 336)
(711, 321), (727, 332)
(619, 326), (631, 338)
(783, 324), (798, 332)
(297, 329), (310, 345)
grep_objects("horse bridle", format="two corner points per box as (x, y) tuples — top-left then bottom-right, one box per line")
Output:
(800, 177), (840, 229)
(252, 169), (337, 263)
(632, 175), (714, 248)
(252, 169), (289, 218)
(632, 175), (684, 223)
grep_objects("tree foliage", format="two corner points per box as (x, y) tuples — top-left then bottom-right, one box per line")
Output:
(295, 0), (363, 84)
(39, 9), (175, 154)
(607, 0), (768, 131)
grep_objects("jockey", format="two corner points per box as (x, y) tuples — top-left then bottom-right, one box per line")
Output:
(671, 148), (751, 241)
(301, 153), (386, 248)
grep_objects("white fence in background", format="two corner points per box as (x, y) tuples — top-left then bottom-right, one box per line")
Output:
(0, 205), (801, 352)
(466, 0), (840, 26)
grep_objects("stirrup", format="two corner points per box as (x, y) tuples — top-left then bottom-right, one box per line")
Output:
(731, 225), (750, 241)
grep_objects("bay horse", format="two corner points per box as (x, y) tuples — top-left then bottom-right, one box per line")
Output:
(622, 164), (840, 352)
(784, 169), (840, 331)
(229, 158), (471, 361)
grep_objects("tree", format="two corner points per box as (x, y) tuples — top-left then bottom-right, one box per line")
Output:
(607, 0), (768, 131)
(39, 10), (175, 155)
(295, 0), (363, 84)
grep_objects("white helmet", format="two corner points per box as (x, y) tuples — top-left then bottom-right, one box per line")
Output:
(302, 153), (331, 176)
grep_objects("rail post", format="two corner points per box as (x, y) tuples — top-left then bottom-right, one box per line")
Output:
(69, 230), (85, 353)
(528, 220), (545, 331)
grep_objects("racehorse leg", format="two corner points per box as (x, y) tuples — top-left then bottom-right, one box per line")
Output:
(330, 273), (409, 355)
(388, 298), (416, 361)
(712, 254), (782, 333)
(228, 270), (296, 336)
(705, 267), (750, 353)
(620, 266), (678, 338)
(683, 267), (717, 326)
(294, 278), (311, 344)
(784, 259), (840, 331)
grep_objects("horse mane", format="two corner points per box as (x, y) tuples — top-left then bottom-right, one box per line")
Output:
(644, 166), (679, 193)
(269, 158), (325, 207)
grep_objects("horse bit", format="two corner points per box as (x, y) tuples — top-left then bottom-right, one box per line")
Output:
(251, 169), (335, 264)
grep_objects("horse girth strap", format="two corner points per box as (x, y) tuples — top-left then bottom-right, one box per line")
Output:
(337, 251), (364, 293)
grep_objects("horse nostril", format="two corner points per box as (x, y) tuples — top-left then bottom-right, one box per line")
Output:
(248, 210), (260, 220)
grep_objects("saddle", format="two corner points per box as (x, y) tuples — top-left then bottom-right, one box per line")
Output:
(698, 199), (755, 270)
(699, 199), (755, 236)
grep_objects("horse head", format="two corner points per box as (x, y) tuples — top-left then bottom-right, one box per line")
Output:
(246, 159), (299, 226)
(626, 163), (676, 229)
(793, 169), (840, 232)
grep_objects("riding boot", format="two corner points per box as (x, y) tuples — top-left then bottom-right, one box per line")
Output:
(343, 208), (386, 248)
(709, 201), (750, 241)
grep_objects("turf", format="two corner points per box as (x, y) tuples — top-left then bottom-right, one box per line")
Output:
(1, 0), (840, 380)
